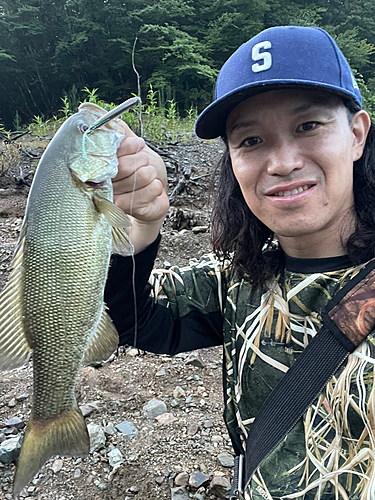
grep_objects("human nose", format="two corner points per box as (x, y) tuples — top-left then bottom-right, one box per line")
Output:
(266, 140), (304, 176)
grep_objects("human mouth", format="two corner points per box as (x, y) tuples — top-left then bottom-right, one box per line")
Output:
(270, 184), (313, 197)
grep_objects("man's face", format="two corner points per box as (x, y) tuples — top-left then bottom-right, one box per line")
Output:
(226, 89), (369, 257)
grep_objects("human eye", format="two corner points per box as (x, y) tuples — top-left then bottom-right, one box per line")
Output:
(241, 136), (262, 147)
(296, 121), (320, 132)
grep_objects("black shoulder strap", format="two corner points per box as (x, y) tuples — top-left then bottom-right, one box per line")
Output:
(241, 259), (375, 492)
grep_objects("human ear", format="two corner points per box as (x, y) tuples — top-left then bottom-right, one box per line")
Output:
(352, 110), (371, 162)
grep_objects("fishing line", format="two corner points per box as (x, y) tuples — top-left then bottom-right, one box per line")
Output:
(130, 37), (143, 349)
(129, 171), (138, 348)
(82, 128), (96, 159)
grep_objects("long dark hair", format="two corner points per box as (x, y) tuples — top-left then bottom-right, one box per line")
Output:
(211, 100), (375, 288)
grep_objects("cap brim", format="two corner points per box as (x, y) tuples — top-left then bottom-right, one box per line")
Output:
(194, 81), (359, 140)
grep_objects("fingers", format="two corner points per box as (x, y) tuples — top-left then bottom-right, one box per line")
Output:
(113, 164), (158, 194)
(114, 121), (169, 223)
(117, 135), (146, 158)
(114, 181), (169, 223)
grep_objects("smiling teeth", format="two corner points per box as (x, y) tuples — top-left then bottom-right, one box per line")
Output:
(274, 185), (311, 197)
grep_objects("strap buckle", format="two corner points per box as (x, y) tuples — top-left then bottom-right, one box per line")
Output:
(229, 455), (245, 500)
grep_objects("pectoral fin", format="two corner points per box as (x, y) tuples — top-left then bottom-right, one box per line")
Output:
(111, 227), (132, 256)
(83, 307), (119, 364)
(0, 228), (32, 371)
(93, 195), (131, 228)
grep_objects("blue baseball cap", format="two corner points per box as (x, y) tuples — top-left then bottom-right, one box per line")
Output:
(195, 25), (362, 139)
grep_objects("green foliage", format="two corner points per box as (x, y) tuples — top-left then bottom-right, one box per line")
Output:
(29, 115), (49, 136)
(353, 71), (375, 120)
(12, 111), (22, 131)
(0, 0), (375, 130)
(330, 28), (375, 74)
(59, 97), (72, 120)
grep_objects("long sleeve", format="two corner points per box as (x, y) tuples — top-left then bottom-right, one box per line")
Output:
(104, 236), (224, 355)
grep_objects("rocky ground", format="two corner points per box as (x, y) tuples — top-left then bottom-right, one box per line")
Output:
(0, 131), (233, 500)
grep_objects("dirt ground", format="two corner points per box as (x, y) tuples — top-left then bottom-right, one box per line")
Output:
(0, 131), (233, 500)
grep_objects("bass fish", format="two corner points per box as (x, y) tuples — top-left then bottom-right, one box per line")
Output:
(0, 99), (137, 496)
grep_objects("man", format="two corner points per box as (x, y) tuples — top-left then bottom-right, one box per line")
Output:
(105, 26), (375, 499)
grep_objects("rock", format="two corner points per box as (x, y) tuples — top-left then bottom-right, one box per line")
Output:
(173, 386), (186, 399)
(74, 468), (81, 479)
(7, 398), (17, 408)
(192, 493), (206, 500)
(0, 433), (5, 444)
(170, 486), (190, 500)
(185, 354), (205, 368)
(170, 398), (180, 408)
(108, 448), (124, 467)
(2, 427), (17, 436)
(126, 348), (140, 357)
(185, 396), (192, 404)
(187, 423), (199, 436)
(51, 458), (64, 473)
(155, 368), (166, 376)
(174, 471), (189, 487)
(80, 404), (97, 418)
(4, 417), (25, 430)
(129, 485), (139, 493)
(189, 471), (210, 491)
(193, 375), (200, 381)
(156, 413), (177, 425)
(155, 476), (164, 485)
(15, 393), (30, 402)
(199, 463), (207, 474)
(209, 475), (231, 498)
(98, 483), (107, 490)
(0, 436), (22, 464)
(203, 419), (214, 429)
(87, 424), (106, 453)
(115, 421), (138, 439)
(103, 425), (117, 436)
(192, 225), (208, 233)
(142, 398), (168, 419)
(217, 452), (234, 468)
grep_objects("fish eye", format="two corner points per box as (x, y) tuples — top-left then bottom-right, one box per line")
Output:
(78, 123), (89, 133)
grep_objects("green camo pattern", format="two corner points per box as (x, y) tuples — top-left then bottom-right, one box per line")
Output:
(150, 256), (375, 499)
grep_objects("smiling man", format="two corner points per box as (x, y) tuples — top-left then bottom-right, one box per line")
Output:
(105, 26), (375, 499)
(225, 89), (369, 258)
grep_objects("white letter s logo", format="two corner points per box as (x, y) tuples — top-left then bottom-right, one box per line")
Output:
(252, 41), (272, 73)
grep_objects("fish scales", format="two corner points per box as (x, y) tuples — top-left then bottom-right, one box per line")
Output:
(0, 102), (132, 497)
(23, 149), (112, 421)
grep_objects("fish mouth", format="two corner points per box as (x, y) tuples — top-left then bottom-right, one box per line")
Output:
(84, 180), (108, 190)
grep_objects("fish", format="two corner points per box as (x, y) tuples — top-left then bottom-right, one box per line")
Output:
(0, 101), (133, 497)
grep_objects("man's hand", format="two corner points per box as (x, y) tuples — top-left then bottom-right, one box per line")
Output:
(114, 122), (169, 253)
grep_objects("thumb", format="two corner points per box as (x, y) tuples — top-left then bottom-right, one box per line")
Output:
(118, 119), (139, 138)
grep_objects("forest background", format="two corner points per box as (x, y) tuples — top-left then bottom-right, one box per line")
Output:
(1, 0), (375, 131)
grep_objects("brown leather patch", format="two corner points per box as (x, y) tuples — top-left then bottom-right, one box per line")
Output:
(329, 268), (375, 346)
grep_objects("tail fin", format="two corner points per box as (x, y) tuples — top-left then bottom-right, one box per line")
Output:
(13, 409), (89, 498)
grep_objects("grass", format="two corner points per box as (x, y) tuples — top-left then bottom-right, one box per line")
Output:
(2, 85), (198, 146)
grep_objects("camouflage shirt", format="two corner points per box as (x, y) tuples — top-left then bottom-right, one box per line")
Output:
(106, 240), (375, 500)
